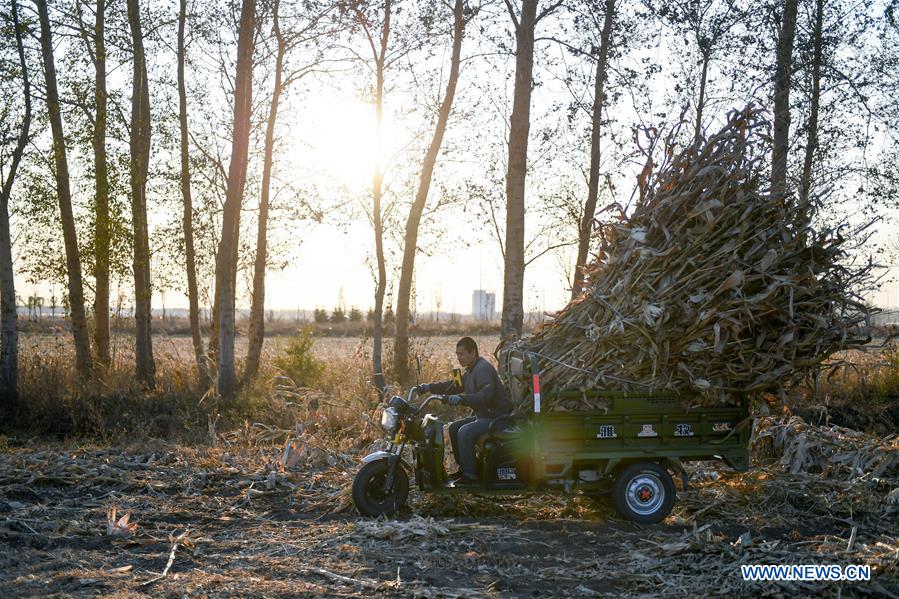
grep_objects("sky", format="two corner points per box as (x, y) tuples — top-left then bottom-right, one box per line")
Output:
(258, 79), (579, 316)
(236, 19), (899, 317)
(11, 0), (898, 317)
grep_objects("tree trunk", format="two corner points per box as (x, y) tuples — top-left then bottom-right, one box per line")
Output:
(370, 0), (392, 399)
(92, 0), (111, 366)
(209, 290), (219, 360)
(694, 49), (710, 146)
(798, 0), (823, 204)
(0, 0), (31, 410)
(36, 0), (93, 379)
(571, 0), (615, 299)
(501, 0), (538, 341)
(771, 0), (799, 197)
(177, 0), (207, 384)
(244, 0), (285, 384)
(127, 0), (155, 388)
(215, 0), (256, 401)
(394, 0), (465, 384)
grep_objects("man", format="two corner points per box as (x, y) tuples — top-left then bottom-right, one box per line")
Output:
(415, 337), (513, 486)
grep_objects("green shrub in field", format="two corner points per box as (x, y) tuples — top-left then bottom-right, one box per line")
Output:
(275, 327), (324, 387)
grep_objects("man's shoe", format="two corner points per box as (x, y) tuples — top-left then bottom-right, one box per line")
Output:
(453, 475), (479, 487)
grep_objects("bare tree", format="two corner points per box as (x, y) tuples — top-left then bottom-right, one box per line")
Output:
(244, 1), (339, 384)
(74, 0), (112, 366)
(0, 0), (31, 408)
(127, 0), (155, 387)
(177, 0), (207, 384)
(570, 0), (615, 299)
(772, 0), (798, 196)
(350, 0), (393, 398)
(92, 0), (111, 367)
(659, 0), (741, 146)
(244, 0), (286, 383)
(798, 0), (823, 204)
(371, 1), (389, 399)
(394, 0), (467, 384)
(503, 0), (561, 340)
(36, 0), (93, 379)
(215, 0), (256, 401)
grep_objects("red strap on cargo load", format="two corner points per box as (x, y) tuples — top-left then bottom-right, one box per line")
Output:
(532, 373), (541, 413)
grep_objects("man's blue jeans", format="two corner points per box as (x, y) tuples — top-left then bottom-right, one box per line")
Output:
(448, 416), (492, 479)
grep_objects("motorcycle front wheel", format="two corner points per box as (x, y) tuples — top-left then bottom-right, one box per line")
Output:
(352, 459), (409, 517)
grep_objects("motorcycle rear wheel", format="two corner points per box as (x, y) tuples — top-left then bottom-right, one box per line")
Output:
(352, 459), (409, 517)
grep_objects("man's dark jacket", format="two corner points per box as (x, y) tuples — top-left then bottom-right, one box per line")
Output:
(429, 356), (512, 418)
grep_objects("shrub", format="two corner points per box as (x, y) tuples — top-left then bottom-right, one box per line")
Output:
(349, 307), (362, 322)
(313, 308), (328, 324)
(330, 307), (346, 323)
(870, 349), (899, 400)
(274, 327), (324, 386)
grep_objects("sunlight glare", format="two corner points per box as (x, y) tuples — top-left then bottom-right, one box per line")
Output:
(309, 97), (394, 189)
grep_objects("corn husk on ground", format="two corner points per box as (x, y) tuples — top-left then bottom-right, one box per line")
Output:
(518, 107), (871, 410)
(4, 416), (898, 596)
(755, 415), (899, 481)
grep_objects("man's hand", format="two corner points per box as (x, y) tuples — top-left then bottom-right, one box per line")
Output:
(413, 384), (430, 394)
(447, 394), (463, 406)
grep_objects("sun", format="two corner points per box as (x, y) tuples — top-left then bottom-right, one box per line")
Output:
(307, 96), (395, 190)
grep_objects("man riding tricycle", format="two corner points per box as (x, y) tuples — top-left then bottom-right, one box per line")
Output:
(352, 338), (752, 524)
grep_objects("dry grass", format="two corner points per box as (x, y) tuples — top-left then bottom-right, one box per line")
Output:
(10, 329), (896, 445)
(810, 346), (899, 406)
(12, 332), (501, 442)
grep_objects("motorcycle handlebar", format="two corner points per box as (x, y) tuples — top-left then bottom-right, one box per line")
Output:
(414, 393), (446, 414)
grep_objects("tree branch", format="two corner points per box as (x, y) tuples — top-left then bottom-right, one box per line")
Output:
(503, 0), (519, 30)
(536, 0), (565, 23)
(525, 240), (575, 267)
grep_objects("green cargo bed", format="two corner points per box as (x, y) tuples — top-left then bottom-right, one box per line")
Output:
(501, 352), (753, 482)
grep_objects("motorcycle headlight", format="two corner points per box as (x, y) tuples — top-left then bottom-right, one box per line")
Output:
(380, 407), (398, 433)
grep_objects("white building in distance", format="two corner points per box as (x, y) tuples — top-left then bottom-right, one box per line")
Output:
(472, 290), (496, 321)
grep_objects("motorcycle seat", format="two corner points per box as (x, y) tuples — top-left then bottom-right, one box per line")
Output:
(475, 424), (521, 449)
(489, 424), (522, 440)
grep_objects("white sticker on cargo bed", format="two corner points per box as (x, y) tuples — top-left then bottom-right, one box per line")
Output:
(675, 423), (694, 437)
(497, 467), (517, 480)
(712, 422), (733, 432)
(597, 425), (617, 438)
(638, 424), (658, 437)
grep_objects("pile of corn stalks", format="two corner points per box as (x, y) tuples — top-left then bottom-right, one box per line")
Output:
(516, 107), (872, 410)
(754, 415), (899, 482)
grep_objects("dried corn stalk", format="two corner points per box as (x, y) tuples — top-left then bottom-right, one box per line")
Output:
(755, 416), (899, 481)
(513, 107), (873, 410)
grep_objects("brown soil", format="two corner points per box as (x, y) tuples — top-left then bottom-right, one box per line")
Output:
(1, 436), (896, 598)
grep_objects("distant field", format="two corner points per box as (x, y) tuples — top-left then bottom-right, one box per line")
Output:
(18, 332), (504, 370)
(19, 331), (891, 365)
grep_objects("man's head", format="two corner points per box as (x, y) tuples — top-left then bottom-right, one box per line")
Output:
(455, 337), (479, 369)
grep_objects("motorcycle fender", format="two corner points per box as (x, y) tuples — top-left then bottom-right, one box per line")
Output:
(362, 451), (412, 473)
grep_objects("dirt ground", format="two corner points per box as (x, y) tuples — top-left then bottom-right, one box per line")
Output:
(1, 425), (896, 598)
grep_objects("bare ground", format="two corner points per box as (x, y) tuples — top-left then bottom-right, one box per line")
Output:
(1, 427), (897, 598)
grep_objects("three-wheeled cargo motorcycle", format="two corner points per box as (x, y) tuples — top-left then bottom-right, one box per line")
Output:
(352, 353), (752, 523)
